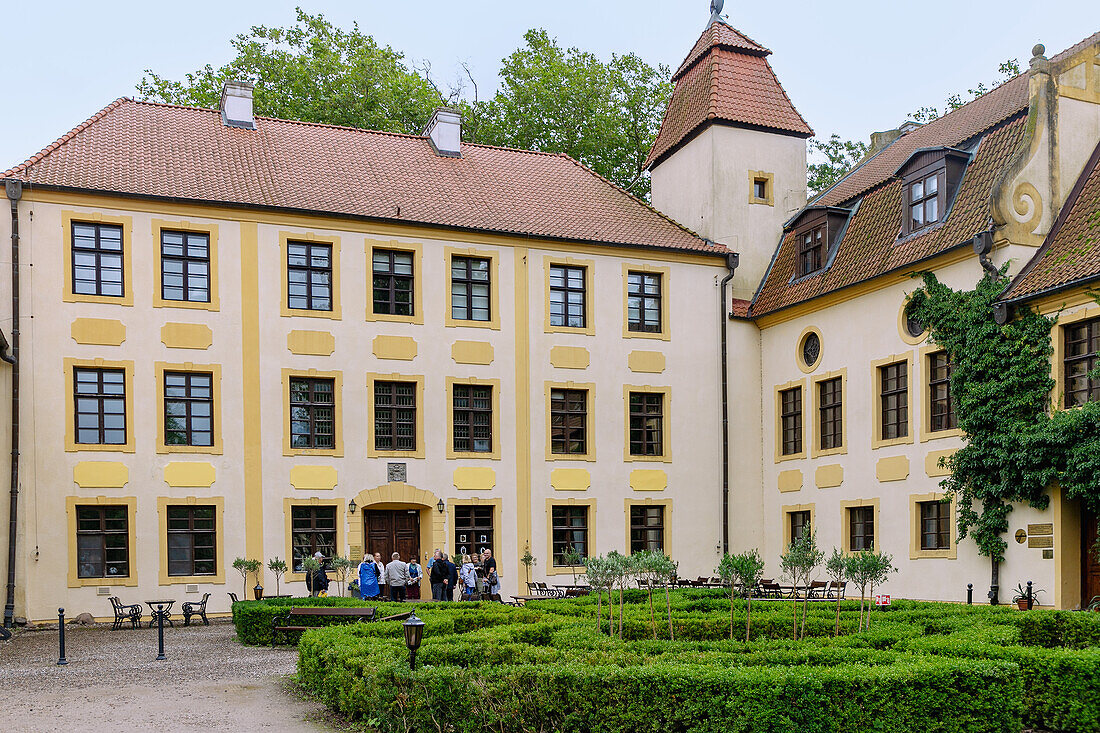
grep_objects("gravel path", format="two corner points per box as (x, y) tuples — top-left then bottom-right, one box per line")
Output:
(0, 620), (333, 732)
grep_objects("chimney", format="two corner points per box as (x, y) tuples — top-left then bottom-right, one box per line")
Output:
(220, 80), (256, 130)
(423, 108), (462, 158)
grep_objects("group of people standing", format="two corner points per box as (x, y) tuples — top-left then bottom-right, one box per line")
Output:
(429, 549), (499, 601)
(356, 551), (422, 601)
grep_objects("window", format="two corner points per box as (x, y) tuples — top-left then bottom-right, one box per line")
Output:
(74, 367), (127, 445)
(451, 256), (490, 322)
(799, 226), (824, 276)
(629, 392), (664, 456)
(160, 230), (210, 303)
(818, 377), (842, 450)
(919, 501), (950, 551)
(550, 389), (588, 455)
(166, 505), (216, 576)
(287, 241), (332, 311)
(373, 381), (416, 452)
(291, 505), (336, 571)
(551, 505), (588, 565)
(630, 506), (665, 553)
(928, 352), (956, 432)
(779, 387), (802, 456)
(289, 377), (335, 449)
(849, 506), (875, 551)
(789, 510), (811, 543)
(453, 384), (493, 453)
(879, 362), (908, 440)
(76, 505), (129, 578)
(627, 272), (662, 333)
(164, 371), (213, 447)
(754, 178), (768, 200)
(71, 221), (124, 297)
(1064, 317), (1100, 408)
(454, 506), (494, 558)
(549, 264), (586, 329)
(373, 249), (414, 316)
(907, 171), (941, 232)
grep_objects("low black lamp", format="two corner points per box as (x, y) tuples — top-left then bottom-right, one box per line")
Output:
(348, 499), (357, 515)
(436, 498), (445, 514)
(402, 612), (425, 669)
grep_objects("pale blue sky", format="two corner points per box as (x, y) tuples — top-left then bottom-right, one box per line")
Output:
(2, 1), (1096, 169)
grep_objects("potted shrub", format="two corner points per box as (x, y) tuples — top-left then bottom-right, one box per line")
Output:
(1011, 583), (1044, 610)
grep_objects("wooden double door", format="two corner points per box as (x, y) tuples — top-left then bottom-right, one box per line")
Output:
(365, 509), (421, 565)
(1085, 509), (1100, 605)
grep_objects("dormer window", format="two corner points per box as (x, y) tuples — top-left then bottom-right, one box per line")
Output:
(787, 206), (851, 279)
(896, 147), (970, 237)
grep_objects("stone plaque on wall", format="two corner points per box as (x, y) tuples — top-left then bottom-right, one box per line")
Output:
(1028, 523), (1053, 536)
(1027, 536), (1054, 549)
(350, 545), (362, 560)
(388, 463), (407, 483)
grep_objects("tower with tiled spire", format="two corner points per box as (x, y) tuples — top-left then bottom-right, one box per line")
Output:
(647, 12), (812, 299)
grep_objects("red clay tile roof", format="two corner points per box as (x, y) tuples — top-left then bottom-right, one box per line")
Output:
(645, 21), (812, 170)
(751, 115), (1026, 317)
(730, 298), (752, 319)
(1001, 139), (1100, 302)
(3, 98), (722, 255)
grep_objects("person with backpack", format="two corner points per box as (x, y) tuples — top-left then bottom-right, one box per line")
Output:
(358, 553), (380, 599)
(429, 549), (448, 601)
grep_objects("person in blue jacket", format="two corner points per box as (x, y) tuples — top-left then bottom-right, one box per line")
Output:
(358, 553), (381, 599)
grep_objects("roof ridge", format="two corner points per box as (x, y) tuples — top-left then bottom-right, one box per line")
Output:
(3, 97), (128, 178)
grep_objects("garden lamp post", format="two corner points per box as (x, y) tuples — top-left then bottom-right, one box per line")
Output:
(403, 612), (425, 670)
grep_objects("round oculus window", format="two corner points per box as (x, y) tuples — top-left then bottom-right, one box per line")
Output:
(904, 305), (926, 338)
(801, 332), (821, 368)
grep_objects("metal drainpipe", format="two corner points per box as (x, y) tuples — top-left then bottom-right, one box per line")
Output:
(3, 179), (21, 629)
(719, 251), (739, 555)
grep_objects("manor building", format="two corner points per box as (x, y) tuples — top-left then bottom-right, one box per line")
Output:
(2, 16), (1100, 622)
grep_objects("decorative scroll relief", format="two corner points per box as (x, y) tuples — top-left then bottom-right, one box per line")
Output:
(1010, 181), (1044, 232)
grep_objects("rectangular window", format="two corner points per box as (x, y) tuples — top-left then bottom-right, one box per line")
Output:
(453, 384), (493, 453)
(908, 171), (941, 232)
(164, 371), (213, 447)
(789, 510), (811, 543)
(627, 272), (662, 333)
(373, 381), (416, 452)
(454, 506), (494, 559)
(630, 505), (665, 553)
(799, 226), (824, 276)
(71, 221), (124, 297)
(919, 501), (950, 551)
(550, 389), (588, 455)
(287, 241), (332, 311)
(289, 377), (335, 449)
(160, 230), (210, 303)
(76, 505), (129, 579)
(849, 506), (875, 551)
(753, 178), (768, 201)
(451, 256), (491, 322)
(549, 264), (586, 329)
(928, 352), (957, 432)
(373, 249), (414, 316)
(818, 377), (843, 450)
(879, 362), (908, 440)
(629, 392), (664, 456)
(780, 386), (803, 456)
(74, 367), (127, 445)
(551, 505), (588, 565)
(291, 505), (336, 572)
(1064, 318), (1100, 408)
(166, 505), (216, 576)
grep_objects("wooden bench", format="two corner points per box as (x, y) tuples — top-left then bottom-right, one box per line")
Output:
(271, 606), (376, 645)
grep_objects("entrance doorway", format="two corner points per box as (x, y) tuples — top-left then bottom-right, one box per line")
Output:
(365, 510), (421, 565)
(1084, 508), (1100, 606)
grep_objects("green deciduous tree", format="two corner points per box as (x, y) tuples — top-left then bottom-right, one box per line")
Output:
(807, 135), (869, 196)
(825, 548), (847, 636)
(267, 557), (288, 597)
(583, 555), (616, 634)
(232, 557), (261, 600)
(331, 555), (353, 597)
(717, 549), (766, 641)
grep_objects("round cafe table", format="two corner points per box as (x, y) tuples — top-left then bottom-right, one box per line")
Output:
(145, 600), (175, 628)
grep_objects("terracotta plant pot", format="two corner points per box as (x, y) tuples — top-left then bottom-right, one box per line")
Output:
(1016, 599), (1030, 610)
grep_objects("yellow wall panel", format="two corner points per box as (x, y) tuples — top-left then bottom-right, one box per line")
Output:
(161, 322), (213, 350)
(628, 350), (667, 374)
(876, 455), (910, 482)
(815, 464), (844, 489)
(550, 468), (590, 491)
(453, 466), (496, 491)
(163, 461), (216, 488)
(777, 469), (803, 493)
(289, 465), (339, 491)
(372, 335), (418, 361)
(629, 469), (667, 492)
(925, 449), (956, 477)
(549, 345), (590, 369)
(70, 318), (126, 346)
(451, 340), (495, 365)
(287, 330), (336, 356)
(73, 461), (129, 488)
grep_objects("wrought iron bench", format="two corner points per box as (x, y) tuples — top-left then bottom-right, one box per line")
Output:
(109, 596), (142, 630)
(182, 592), (211, 626)
(271, 606), (377, 645)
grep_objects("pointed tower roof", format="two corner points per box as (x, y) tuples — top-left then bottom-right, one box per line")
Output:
(645, 20), (813, 170)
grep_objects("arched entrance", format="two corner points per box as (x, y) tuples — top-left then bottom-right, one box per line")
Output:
(346, 482), (445, 597)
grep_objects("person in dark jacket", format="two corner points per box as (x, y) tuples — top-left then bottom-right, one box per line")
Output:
(305, 551), (330, 597)
(445, 553), (459, 602)
(429, 549), (448, 601)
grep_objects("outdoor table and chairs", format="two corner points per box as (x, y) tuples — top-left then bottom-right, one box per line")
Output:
(145, 599), (176, 628)
(552, 584), (591, 597)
